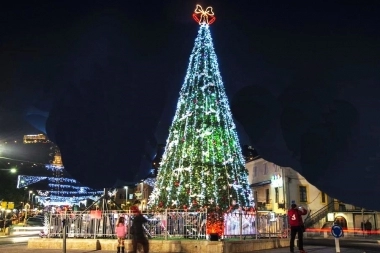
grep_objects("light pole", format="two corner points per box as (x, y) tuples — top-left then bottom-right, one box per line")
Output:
(124, 186), (129, 209)
(140, 181), (144, 210)
(32, 194), (35, 208)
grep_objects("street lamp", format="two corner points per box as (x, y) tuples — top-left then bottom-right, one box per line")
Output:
(0, 167), (17, 173)
(124, 186), (129, 208)
(29, 190), (33, 202)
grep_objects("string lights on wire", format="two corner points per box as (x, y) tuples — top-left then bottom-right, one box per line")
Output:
(148, 5), (253, 211)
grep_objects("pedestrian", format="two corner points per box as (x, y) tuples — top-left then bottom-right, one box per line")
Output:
(131, 206), (149, 253)
(115, 216), (127, 253)
(365, 220), (372, 236)
(288, 203), (308, 253)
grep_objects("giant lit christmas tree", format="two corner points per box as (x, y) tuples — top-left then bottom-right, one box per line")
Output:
(149, 5), (253, 211)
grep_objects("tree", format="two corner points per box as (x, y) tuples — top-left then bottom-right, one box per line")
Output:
(149, 8), (253, 211)
(0, 170), (25, 205)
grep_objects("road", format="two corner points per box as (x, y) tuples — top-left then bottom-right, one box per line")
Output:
(0, 235), (38, 245)
(0, 234), (379, 252)
(305, 238), (380, 252)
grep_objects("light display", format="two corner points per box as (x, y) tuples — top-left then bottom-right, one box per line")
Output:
(17, 169), (103, 205)
(143, 178), (156, 188)
(17, 175), (46, 188)
(192, 5), (216, 25)
(148, 8), (253, 211)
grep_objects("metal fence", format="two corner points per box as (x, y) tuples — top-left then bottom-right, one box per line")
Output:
(44, 210), (288, 240)
(223, 211), (288, 239)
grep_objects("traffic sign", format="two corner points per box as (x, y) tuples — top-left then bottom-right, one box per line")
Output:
(331, 225), (343, 238)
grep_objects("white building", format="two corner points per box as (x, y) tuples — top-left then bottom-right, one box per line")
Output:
(246, 156), (380, 234)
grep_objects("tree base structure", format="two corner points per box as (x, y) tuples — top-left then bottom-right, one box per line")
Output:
(28, 238), (290, 252)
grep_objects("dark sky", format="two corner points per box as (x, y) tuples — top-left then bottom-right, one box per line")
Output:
(1, 1), (380, 209)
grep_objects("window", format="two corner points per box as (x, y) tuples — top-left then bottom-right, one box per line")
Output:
(274, 164), (279, 172)
(265, 189), (270, 204)
(321, 192), (326, 203)
(299, 186), (307, 202)
(275, 187), (279, 203)
(254, 166), (257, 177)
(264, 164), (267, 175)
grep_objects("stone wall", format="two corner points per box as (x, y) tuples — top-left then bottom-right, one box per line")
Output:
(28, 238), (290, 253)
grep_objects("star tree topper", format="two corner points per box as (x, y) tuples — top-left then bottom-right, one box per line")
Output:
(192, 4), (216, 25)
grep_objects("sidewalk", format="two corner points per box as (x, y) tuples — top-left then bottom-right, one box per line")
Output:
(0, 244), (378, 253)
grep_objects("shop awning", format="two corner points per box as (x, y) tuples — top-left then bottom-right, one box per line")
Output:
(250, 180), (271, 188)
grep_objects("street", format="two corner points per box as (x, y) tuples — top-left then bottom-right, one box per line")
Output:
(0, 235), (38, 245)
(0, 243), (379, 253)
(305, 238), (380, 252)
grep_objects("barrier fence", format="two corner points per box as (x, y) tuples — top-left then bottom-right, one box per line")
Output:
(44, 210), (288, 240)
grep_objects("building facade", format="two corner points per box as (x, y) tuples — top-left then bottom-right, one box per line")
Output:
(246, 157), (331, 215)
(246, 157), (380, 234)
(113, 180), (154, 211)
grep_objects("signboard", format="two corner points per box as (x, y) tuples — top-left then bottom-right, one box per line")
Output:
(271, 175), (283, 187)
(331, 225), (343, 238)
(331, 225), (343, 252)
(1, 202), (7, 208)
(8, 202), (14, 209)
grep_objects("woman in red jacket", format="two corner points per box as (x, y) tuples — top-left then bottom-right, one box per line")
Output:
(288, 203), (308, 253)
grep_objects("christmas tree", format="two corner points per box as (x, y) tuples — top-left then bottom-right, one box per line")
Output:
(149, 5), (253, 211)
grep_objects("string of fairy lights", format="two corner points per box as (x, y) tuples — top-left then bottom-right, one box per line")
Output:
(148, 6), (254, 211)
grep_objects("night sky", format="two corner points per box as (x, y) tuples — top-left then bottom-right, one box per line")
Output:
(1, 1), (380, 209)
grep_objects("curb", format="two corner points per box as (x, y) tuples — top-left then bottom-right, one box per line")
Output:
(304, 237), (380, 244)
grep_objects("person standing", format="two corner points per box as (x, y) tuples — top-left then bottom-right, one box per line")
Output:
(365, 220), (372, 236)
(288, 203), (308, 253)
(131, 206), (149, 253)
(115, 216), (127, 253)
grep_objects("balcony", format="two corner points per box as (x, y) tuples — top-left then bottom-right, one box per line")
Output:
(256, 202), (273, 211)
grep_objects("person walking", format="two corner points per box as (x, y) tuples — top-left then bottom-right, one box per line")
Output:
(288, 203), (308, 253)
(115, 216), (127, 253)
(131, 206), (149, 253)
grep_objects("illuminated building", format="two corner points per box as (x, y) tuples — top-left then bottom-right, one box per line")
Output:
(23, 134), (49, 144)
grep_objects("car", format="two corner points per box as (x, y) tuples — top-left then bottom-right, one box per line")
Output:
(25, 217), (44, 227)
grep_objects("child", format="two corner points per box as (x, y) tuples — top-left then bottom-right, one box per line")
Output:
(115, 216), (127, 253)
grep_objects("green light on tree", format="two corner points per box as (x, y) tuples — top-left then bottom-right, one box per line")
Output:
(149, 21), (253, 211)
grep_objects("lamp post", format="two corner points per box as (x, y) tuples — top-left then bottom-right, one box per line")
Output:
(32, 194), (35, 209)
(124, 186), (129, 209)
(140, 181), (144, 210)
(0, 168), (17, 173)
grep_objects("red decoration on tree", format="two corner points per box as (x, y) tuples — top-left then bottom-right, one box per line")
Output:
(175, 181), (180, 187)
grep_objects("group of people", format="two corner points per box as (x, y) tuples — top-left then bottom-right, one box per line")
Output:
(115, 206), (149, 253)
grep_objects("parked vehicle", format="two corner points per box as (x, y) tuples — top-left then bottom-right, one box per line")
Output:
(25, 217), (44, 227)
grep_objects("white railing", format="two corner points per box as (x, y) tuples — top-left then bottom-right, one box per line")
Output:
(223, 211), (288, 239)
(44, 210), (288, 240)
